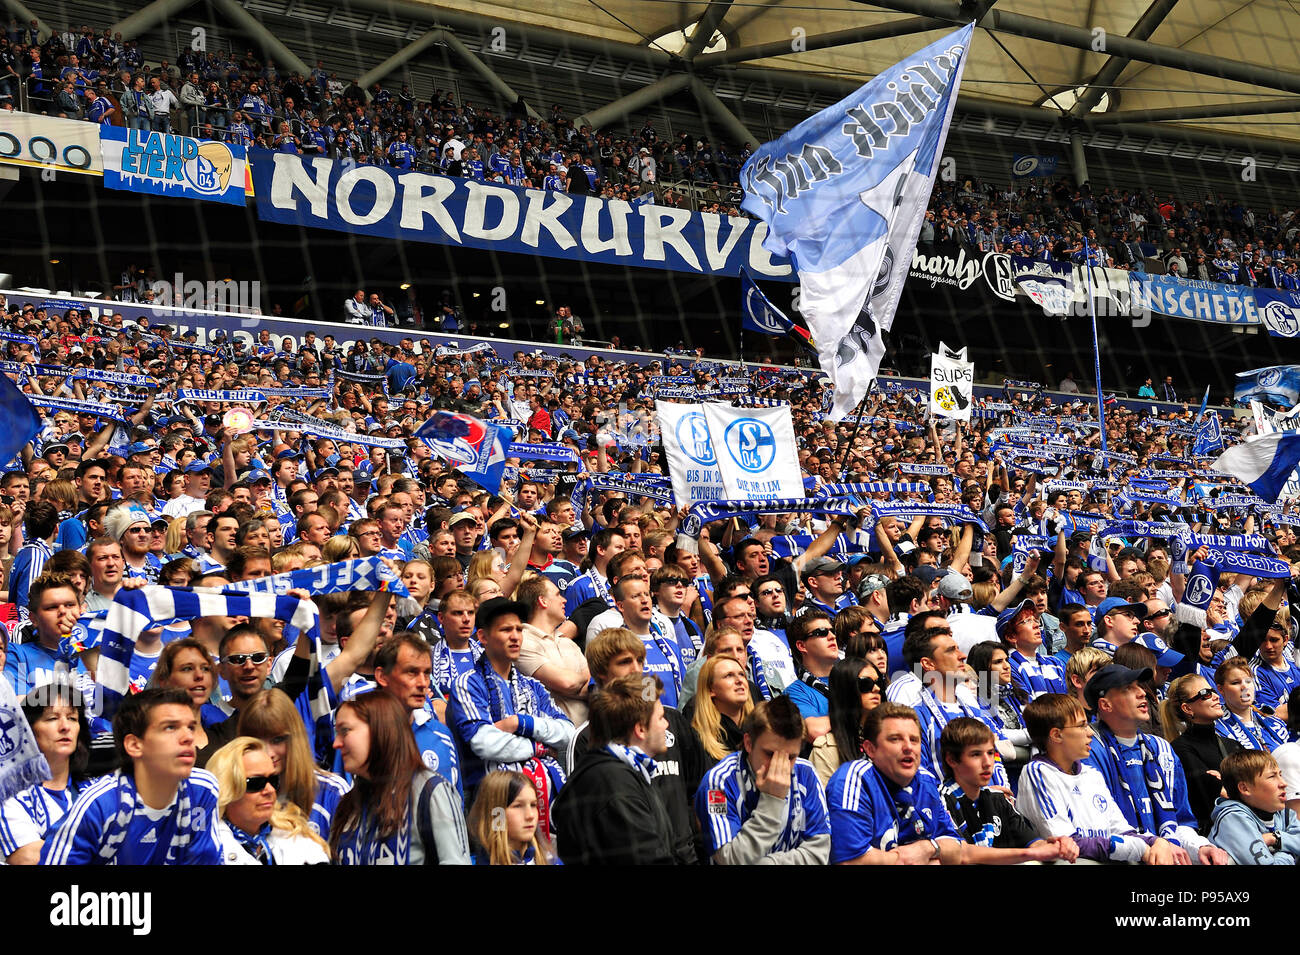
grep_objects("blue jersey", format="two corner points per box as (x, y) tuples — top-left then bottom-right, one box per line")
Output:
(412, 707), (461, 800)
(642, 620), (685, 709)
(1254, 660), (1300, 712)
(563, 569), (612, 615)
(124, 552), (163, 584)
(0, 780), (87, 856)
(825, 761), (961, 864)
(4, 642), (89, 698)
(309, 772), (350, 842)
(40, 770), (222, 865)
(9, 539), (52, 611)
(387, 141), (416, 170)
(1085, 730), (1200, 845)
(695, 751), (829, 860)
(55, 515), (88, 552)
(446, 662), (573, 789)
(1008, 649), (1068, 698)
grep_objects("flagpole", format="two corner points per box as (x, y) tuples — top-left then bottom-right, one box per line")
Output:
(837, 387), (872, 481)
(1084, 237), (1107, 456)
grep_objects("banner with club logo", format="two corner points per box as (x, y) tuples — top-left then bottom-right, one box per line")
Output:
(931, 342), (973, 421)
(700, 402), (804, 499)
(656, 401), (726, 506)
(100, 127), (248, 206)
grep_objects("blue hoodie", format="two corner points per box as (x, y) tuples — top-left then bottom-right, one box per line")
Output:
(1208, 797), (1300, 865)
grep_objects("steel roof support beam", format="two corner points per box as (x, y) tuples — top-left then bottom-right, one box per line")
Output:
(683, 0), (735, 61)
(853, 0), (1300, 95)
(111, 0), (200, 41)
(356, 28), (446, 90)
(209, 0), (311, 76)
(690, 77), (760, 147)
(695, 16), (948, 67)
(573, 73), (692, 130)
(439, 29), (541, 118)
(1088, 97), (1300, 124)
(1067, 0), (1180, 118)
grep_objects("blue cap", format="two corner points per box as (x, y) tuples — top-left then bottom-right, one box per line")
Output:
(245, 468), (272, 484)
(1093, 597), (1148, 630)
(312, 466), (339, 480)
(127, 441), (154, 456)
(1134, 632), (1185, 668)
(275, 448), (301, 460)
(995, 597), (1037, 637)
(1084, 663), (1154, 711)
(185, 461), (213, 474)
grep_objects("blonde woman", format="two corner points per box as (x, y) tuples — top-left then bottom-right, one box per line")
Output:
(690, 655), (752, 767)
(164, 516), (188, 556)
(207, 737), (330, 865)
(466, 770), (556, 865)
(237, 688), (350, 842)
(321, 535), (359, 563)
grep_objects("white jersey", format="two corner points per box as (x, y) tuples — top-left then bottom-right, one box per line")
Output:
(1017, 757), (1148, 863)
(749, 628), (796, 693)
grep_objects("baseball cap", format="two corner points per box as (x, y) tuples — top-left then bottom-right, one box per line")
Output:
(474, 596), (529, 632)
(913, 565), (944, 587)
(1133, 632), (1185, 668)
(856, 573), (890, 600)
(1084, 663), (1154, 711)
(937, 572), (974, 603)
(184, 461), (213, 474)
(127, 441), (154, 456)
(448, 512), (477, 528)
(245, 469), (272, 484)
(313, 466), (339, 480)
(561, 526), (588, 541)
(1093, 597), (1148, 630)
(42, 443), (69, 456)
(803, 556), (845, 576)
(995, 597), (1037, 637)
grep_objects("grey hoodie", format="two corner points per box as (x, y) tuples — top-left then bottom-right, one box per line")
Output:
(1208, 797), (1300, 865)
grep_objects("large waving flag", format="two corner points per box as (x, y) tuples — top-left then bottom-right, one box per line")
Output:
(0, 367), (42, 468)
(740, 269), (815, 354)
(414, 410), (508, 494)
(741, 22), (975, 420)
(1192, 412), (1223, 457)
(1211, 431), (1300, 502)
(1234, 365), (1300, 408)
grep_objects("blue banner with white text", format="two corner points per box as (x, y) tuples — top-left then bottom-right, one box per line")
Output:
(250, 151), (793, 280)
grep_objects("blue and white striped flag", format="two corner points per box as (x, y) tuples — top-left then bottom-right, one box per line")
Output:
(1211, 431), (1300, 503)
(741, 23), (974, 421)
(96, 587), (322, 720)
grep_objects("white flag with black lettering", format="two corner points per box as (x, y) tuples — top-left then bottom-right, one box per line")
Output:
(655, 401), (726, 506)
(700, 402), (804, 499)
(930, 342), (973, 421)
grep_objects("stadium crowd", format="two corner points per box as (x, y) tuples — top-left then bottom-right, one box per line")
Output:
(1, 19), (748, 215)
(0, 289), (1298, 867)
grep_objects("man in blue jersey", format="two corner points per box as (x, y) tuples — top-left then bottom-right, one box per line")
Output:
(696, 695), (830, 864)
(825, 702), (964, 864)
(782, 610), (837, 740)
(41, 687), (222, 865)
(446, 597), (574, 804)
(4, 573), (83, 696)
(9, 500), (58, 613)
(374, 632), (460, 798)
(1084, 664), (1230, 865)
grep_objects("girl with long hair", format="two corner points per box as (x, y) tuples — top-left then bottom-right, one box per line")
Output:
(809, 657), (885, 785)
(690, 655), (752, 766)
(207, 737), (330, 865)
(329, 691), (471, 865)
(0, 678), (95, 864)
(466, 770), (556, 865)
(237, 688), (350, 842)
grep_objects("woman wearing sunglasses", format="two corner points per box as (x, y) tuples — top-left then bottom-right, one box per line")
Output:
(207, 737), (330, 865)
(1161, 673), (1243, 831)
(809, 656), (885, 786)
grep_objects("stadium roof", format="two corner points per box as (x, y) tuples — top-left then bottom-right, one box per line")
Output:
(368, 0), (1300, 147)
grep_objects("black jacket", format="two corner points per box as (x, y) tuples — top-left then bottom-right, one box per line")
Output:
(552, 748), (679, 865)
(1172, 722), (1242, 832)
(568, 706), (703, 865)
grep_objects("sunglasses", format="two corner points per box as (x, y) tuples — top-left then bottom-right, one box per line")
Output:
(659, 577), (689, 587)
(805, 627), (834, 639)
(223, 651), (269, 666)
(1186, 686), (1218, 704)
(858, 676), (887, 693)
(1144, 609), (1172, 621)
(244, 773), (281, 793)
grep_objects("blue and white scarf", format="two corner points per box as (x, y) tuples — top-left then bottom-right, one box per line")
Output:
(176, 388), (268, 404)
(0, 677), (50, 802)
(98, 770), (198, 863)
(72, 367), (159, 388)
(221, 557), (410, 598)
(28, 394), (129, 422)
(605, 743), (656, 784)
(508, 442), (579, 463)
(586, 473), (673, 503)
(813, 482), (929, 498)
